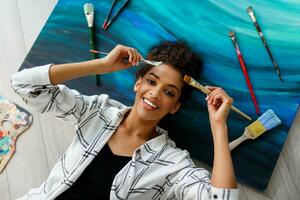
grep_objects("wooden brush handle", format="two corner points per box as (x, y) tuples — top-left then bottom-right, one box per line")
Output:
(190, 79), (252, 121)
(229, 133), (249, 151)
(230, 106), (252, 121)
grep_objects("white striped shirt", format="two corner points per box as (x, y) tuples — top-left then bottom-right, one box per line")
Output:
(11, 64), (239, 200)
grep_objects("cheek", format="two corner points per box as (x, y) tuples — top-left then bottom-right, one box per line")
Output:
(139, 85), (149, 96)
(161, 98), (178, 110)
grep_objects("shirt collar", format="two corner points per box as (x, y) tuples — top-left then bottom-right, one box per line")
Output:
(138, 126), (174, 162)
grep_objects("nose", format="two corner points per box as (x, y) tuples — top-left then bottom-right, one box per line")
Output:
(149, 87), (162, 100)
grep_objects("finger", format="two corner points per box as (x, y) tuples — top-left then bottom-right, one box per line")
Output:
(211, 91), (233, 108)
(207, 99), (217, 113)
(129, 48), (137, 65)
(206, 88), (222, 102)
(208, 88), (230, 103)
(205, 86), (218, 92)
(212, 93), (223, 106)
(127, 48), (135, 64)
(207, 91), (221, 106)
(138, 53), (143, 64)
(129, 48), (136, 64)
(132, 48), (139, 65)
(130, 48), (138, 65)
(211, 89), (232, 105)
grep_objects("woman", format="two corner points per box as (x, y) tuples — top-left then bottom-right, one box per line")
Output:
(11, 41), (238, 199)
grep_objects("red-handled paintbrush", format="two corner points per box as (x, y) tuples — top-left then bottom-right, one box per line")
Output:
(102, 0), (129, 30)
(229, 31), (260, 115)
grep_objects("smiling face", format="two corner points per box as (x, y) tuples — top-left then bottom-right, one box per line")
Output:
(133, 64), (184, 122)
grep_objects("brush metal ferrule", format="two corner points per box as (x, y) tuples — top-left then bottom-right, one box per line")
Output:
(229, 31), (240, 51)
(85, 13), (94, 27)
(247, 120), (266, 139)
(229, 33), (236, 41)
(189, 78), (210, 95)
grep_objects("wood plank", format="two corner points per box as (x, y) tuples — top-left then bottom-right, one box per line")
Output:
(282, 108), (300, 196)
(265, 109), (300, 200)
(0, 0), (27, 79)
(0, 0), (54, 198)
(0, 169), (12, 200)
(243, 185), (270, 200)
(238, 185), (250, 200)
(17, 0), (58, 51)
(5, 112), (50, 199)
(265, 153), (299, 200)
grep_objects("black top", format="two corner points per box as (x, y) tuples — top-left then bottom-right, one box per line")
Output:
(55, 143), (132, 200)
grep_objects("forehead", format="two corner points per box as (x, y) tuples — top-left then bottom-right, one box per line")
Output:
(145, 64), (184, 88)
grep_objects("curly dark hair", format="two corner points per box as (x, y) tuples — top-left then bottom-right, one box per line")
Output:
(136, 41), (202, 102)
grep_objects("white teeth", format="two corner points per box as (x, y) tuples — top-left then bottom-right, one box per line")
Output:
(143, 98), (158, 108)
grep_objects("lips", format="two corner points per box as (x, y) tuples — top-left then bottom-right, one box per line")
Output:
(142, 97), (159, 110)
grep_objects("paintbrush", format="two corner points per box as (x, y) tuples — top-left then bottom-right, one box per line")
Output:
(247, 6), (283, 82)
(102, 0), (129, 30)
(229, 31), (260, 115)
(229, 109), (281, 151)
(84, 3), (100, 86)
(90, 50), (163, 67)
(183, 75), (252, 121)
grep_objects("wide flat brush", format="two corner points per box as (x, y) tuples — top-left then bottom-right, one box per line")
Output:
(229, 31), (260, 115)
(229, 109), (281, 151)
(84, 3), (100, 86)
(183, 75), (252, 121)
(247, 6), (284, 82)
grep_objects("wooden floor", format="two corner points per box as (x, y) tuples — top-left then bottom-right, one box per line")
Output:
(0, 0), (299, 199)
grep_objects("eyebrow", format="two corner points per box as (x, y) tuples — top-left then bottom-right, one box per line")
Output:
(148, 72), (180, 92)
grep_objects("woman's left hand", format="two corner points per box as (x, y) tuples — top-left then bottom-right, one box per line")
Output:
(205, 86), (233, 125)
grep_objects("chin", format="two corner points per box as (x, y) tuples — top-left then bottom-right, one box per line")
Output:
(136, 108), (161, 122)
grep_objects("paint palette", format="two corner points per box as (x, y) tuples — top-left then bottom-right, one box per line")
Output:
(0, 95), (33, 172)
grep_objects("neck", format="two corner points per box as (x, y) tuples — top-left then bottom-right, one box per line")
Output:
(122, 107), (159, 141)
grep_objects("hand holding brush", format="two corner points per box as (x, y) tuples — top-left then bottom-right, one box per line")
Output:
(90, 49), (162, 67)
(183, 75), (252, 121)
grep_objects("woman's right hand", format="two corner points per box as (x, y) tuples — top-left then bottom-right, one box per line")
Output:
(101, 44), (142, 73)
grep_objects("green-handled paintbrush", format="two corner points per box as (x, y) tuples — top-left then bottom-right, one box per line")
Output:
(84, 3), (100, 86)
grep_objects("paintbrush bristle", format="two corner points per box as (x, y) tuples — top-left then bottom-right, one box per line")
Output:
(247, 6), (253, 14)
(84, 3), (94, 15)
(247, 109), (281, 138)
(183, 75), (192, 84)
(229, 31), (235, 38)
(84, 3), (95, 27)
(257, 109), (281, 131)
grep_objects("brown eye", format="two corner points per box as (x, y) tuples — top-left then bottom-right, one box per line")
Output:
(146, 79), (156, 86)
(165, 90), (175, 97)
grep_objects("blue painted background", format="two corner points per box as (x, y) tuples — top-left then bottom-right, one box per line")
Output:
(20, 0), (300, 191)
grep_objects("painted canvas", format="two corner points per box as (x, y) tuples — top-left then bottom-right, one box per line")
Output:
(19, 0), (300, 191)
